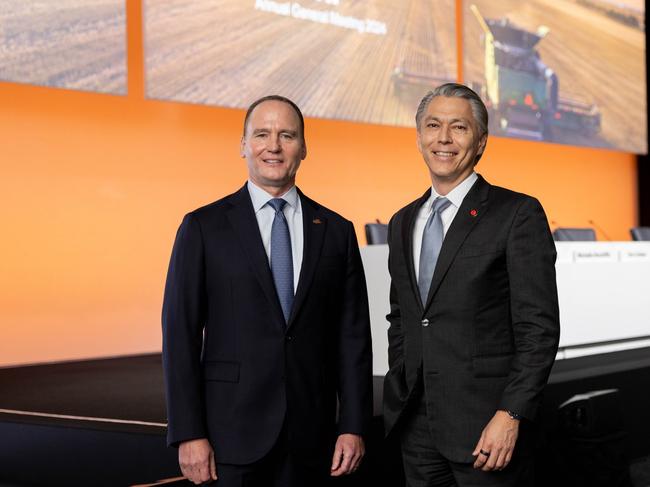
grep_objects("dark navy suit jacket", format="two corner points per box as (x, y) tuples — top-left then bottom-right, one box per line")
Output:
(162, 184), (372, 466)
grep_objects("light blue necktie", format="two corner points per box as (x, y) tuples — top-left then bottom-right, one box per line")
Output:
(418, 197), (452, 305)
(268, 198), (294, 324)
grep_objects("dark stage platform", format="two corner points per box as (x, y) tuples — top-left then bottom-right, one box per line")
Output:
(0, 355), (179, 486)
(1, 349), (650, 486)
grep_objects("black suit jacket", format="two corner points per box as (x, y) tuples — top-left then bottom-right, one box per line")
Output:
(383, 175), (560, 463)
(162, 184), (372, 466)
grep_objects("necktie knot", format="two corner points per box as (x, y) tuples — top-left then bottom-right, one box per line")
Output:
(268, 198), (287, 213)
(431, 197), (451, 215)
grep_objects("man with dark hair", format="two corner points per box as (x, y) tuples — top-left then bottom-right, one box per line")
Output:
(383, 83), (560, 486)
(163, 95), (372, 486)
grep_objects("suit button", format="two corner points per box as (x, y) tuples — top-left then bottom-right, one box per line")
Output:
(421, 319), (429, 327)
(286, 335), (293, 341)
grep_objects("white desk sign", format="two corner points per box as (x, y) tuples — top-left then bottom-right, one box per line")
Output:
(573, 250), (618, 263)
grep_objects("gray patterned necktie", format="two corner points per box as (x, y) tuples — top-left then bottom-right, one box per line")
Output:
(418, 197), (452, 305)
(268, 198), (294, 323)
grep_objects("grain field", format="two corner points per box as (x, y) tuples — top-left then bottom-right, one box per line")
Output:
(464, 0), (646, 153)
(144, 0), (457, 127)
(0, 0), (126, 94)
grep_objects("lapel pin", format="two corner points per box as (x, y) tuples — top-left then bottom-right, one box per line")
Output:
(470, 209), (478, 217)
(313, 218), (322, 224)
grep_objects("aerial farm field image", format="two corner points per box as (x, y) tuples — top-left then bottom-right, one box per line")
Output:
(464, 0), (646, 152)
(144, 0), (457, 127)
(0, 0), (126, 94)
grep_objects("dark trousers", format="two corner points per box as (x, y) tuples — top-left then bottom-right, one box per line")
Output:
(400, 394), (534, 487)
(210, 424), (329, 487)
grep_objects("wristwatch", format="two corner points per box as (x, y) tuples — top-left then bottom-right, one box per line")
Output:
(505, 410), (523, 421)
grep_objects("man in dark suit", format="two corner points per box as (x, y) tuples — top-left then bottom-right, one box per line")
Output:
(162, 95), (372, 486)
(383, 83), (560, 486)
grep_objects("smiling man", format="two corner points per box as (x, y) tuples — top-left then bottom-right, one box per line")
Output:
(162, 95), (372, 486)
(383, 83), (560, 486)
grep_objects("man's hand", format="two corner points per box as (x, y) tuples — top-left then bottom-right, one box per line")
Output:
(472, 410), (520, 471)
(330, 433), (365, 476)
(178, 438), (218, 484)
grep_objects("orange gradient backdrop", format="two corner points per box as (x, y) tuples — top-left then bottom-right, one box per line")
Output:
(0, 0), (638, 366)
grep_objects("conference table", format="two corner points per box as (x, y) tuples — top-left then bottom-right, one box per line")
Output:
(361, 242), (650, 376)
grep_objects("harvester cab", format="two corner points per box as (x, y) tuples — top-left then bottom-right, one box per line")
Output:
(469, 4), (599, 140)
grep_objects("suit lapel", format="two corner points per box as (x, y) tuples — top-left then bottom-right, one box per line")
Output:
(402, 189), (432, 312)
(225, 185), (286, 328)
(424, 175), (491, 311)
(288, 189), (326, 329)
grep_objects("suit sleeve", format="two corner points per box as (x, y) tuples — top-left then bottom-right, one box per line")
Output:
(162, 213), (208, 447)
(386, 217), (404, 371)
(498, 197), (560, 420)
(336, 221), (373, 436)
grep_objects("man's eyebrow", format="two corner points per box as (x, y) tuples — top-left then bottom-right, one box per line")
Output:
(250, 128), (298, 134)
(424, 116), (469, 124)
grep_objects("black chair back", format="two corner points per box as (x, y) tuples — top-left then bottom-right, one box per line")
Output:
(365, 223), (388, 245)
(552, 228), (597, 241)
(630, 227), (650, 241)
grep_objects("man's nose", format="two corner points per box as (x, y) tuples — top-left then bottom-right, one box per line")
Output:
(438, 126), (452, 143)
(267, 135), (281, 152)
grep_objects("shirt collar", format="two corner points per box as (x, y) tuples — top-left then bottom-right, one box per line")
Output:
(247, 180), (299, 213)
(428, 172), (478, 210)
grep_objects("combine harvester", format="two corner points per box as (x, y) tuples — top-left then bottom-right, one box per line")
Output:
(469, 4), (600, 140)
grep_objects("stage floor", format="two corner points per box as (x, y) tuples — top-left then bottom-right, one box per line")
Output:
(2, 349), (650, 486)
(0, 354), (166, 435)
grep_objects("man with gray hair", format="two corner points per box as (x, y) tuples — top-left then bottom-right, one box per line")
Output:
(383, 83), (560, 486)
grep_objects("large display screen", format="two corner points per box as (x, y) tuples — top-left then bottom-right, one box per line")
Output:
(0, 0), (127, 94)
(464, 0), (647, 153)
(144, 0), (457, 127)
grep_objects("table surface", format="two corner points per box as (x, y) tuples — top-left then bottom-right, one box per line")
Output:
(361, 242), (650, 375)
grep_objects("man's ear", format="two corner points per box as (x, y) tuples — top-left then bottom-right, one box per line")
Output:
(415, 130), (423, 155)
(477, 133), (488, 157)
(240, 136), (246, 158)
(301, 142), (307, 160)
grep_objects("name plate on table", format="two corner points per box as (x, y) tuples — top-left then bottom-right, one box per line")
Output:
(573, 250), (618, 263)
(621, 249), (650, 262)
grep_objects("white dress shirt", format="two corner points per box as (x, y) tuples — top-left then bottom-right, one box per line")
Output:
(413, 172), (478, 281)
(247, 180), (303, 292)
